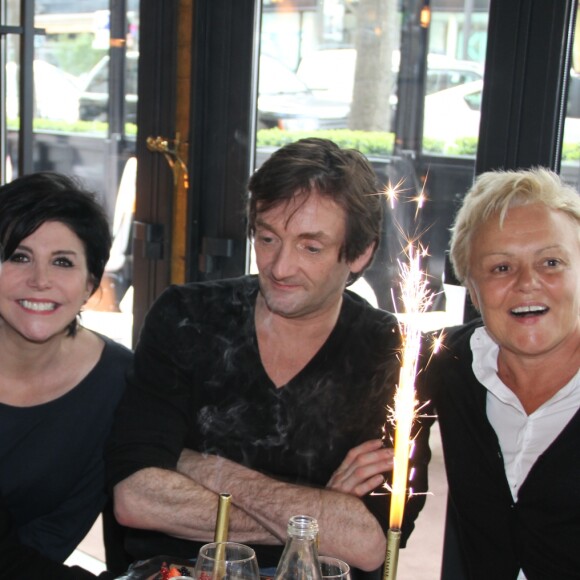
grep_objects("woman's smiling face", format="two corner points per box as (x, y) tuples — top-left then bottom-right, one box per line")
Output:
(467, 203), (580, 359)
(0, 220), (93, 344)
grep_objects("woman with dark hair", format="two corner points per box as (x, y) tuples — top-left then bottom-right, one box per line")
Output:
(0, 172), (132, 579)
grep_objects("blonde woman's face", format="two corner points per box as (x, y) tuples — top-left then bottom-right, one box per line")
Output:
(467, 204), (580, 359)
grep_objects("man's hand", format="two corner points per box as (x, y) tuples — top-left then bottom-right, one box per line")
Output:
(326, 439), (393, 497)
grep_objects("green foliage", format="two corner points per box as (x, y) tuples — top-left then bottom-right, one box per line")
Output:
(7, 118), (137, 136)
(562, 141), (580, 161)
(422, 137), (446, 154)
(438, 136), (478, 156)
(257, 128), (457, 157)
(257, 129), (395, 156)
(257, 129), (580, 161)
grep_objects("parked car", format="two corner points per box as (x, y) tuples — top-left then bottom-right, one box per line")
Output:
(257, 54), (349, 130)
(6, 60), (81, 123)
(423, 79), (483, 145)
(78, 52), (349, 131)
(78, 51), (139, 123)
(296, 48), (484, 104)
(423, 79), (580, 147)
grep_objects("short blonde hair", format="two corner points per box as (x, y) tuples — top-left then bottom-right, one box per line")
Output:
(450, 167), (580, 283)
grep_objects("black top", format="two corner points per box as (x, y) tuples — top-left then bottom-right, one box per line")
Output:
(106, 276), (430, 572)
(421, 319), (580, 580)
(0, 334), (132, 578)
(0, 502), (114, 580)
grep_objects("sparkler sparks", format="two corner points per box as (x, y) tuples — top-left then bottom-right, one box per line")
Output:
(428, 329), (447, 366)
(381, 184), (437, 580)
(382, 177), (411, 209)
(388, 241), (433, 532)
(410, 191), (427, 218)
(411, 171), (430, 218)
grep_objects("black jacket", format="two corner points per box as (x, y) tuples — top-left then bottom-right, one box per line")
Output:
(421, 320), (580, 580)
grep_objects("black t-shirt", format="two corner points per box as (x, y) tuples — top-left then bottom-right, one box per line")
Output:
(0, 502), (115, 580)
(106, 276), (429, 570)
(0, 335), (132, 577)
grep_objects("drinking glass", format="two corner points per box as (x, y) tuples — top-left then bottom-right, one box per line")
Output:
(318, 556), (351, 580)
(194, 542), (260, 580)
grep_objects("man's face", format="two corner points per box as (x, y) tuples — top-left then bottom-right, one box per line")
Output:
(253, 191), (371, 320)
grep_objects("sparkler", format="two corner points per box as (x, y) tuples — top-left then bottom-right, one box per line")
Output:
(214, 492), (232, 544)
(213, 492), (231, 580)
(382, 183), (434, 580)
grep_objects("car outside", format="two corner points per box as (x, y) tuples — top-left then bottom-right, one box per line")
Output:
(423, 79), (483, 145)
(78, 51), (139, 123)
(296, 47), (484, 104)
(78, 52), (349, 131)
(423, 79), (580, 147)
(257, 54), (349, 131)
(6, 60), (81, 123)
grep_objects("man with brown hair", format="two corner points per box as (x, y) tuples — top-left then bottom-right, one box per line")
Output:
(106, 138), (429, 579)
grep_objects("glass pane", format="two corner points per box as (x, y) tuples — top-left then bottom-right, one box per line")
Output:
(32, 4), (139, 135)
(564, 73), (580, 169)
(3, 0), (20, 26)
(563, 6), (580, 185)
(422, 5), (486, 154)
(4, 35), (19, 182)
(32, 9), (105, 129)
(253, 0), (490, 328)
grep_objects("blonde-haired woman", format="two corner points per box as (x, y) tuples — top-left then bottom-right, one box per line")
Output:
(423, 167), (580, 579)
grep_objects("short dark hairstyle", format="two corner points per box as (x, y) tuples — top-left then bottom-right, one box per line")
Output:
(247, 138), (382, 281)
(0, 172), (112, 334)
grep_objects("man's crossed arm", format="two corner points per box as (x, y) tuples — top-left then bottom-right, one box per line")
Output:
(113, 439), (393, 571)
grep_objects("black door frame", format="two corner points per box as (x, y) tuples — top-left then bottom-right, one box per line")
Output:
(186, 0), (258, 284)
(476, 0), (578, 174)
(131, 0), (178, 341)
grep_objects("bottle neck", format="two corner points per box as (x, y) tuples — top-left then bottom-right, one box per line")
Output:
(286, 515), (319, 541)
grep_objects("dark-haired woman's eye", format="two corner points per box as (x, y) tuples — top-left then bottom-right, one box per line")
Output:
(54, 257), (74, 268)
(9, 252), (29, 263)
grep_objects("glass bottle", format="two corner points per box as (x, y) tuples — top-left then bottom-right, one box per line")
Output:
(274, 515), (323, 580)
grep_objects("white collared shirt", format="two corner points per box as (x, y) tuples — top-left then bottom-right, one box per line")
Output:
(470, 326), (580, 580)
